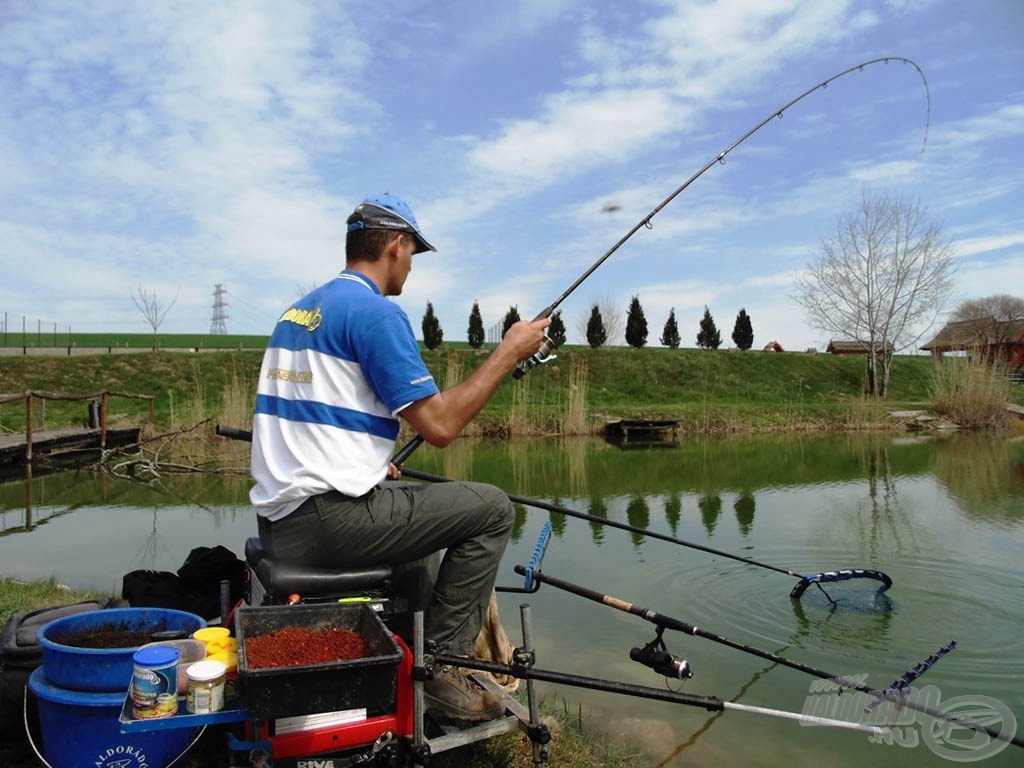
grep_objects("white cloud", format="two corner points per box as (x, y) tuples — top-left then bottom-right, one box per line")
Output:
(954, 233), (1024, 259)
(469, 89), (679, 181)
(0, 0), (1020, 346)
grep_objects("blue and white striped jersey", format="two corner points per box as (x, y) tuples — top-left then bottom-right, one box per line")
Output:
(249, 270), (439, 520)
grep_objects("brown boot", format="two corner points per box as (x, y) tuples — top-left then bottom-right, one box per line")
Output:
(423, 665), (505, 723)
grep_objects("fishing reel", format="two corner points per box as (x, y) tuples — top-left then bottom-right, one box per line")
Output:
(513, 334), (558, 379)
(630, 629), (692, 680)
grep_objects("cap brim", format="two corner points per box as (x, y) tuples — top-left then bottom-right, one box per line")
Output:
(411, 233), (436, 254)
(349, 202), (436, 254)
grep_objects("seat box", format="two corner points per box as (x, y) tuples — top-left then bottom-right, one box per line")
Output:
(236, 603), (402, 721)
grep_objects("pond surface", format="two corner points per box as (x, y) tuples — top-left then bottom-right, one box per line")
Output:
(2, 431), (1023, 767)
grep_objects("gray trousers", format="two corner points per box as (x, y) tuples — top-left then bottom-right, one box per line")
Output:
(257, 480), (514, 655)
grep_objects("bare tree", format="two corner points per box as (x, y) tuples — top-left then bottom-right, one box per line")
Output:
(600, 297), (623, 345)
(793, 190), (956, 396)
(130, 285), (179, 348)
(577, 296), (623, 345)
(952, 295), (1024, 323)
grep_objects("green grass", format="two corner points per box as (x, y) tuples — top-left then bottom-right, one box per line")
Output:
(1, 332), (269, 349)
(425, 346), (944, 433)
(0, 577), (111, 624)
(0, 346), (964, 436)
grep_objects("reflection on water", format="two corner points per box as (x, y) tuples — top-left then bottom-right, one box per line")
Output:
(734, 491), (755, 535)
(698, 494), (722, 534)
(564, 436), (589, 500)
(626, 495), (650, 549)
(441, 434), (473, 483)
(665, 493), (682, 537)
(585, 496), (606, 544)
(1, 432), (1023, 767)
(931, 432), (1024, 523)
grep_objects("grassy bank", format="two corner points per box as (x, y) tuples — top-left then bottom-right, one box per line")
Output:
(0, 346), (967, 437)
(0, 332), (268, 350)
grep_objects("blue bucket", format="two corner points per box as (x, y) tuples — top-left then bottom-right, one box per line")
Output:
(38, 608), (206, 692)
(29, 667), (196, 768)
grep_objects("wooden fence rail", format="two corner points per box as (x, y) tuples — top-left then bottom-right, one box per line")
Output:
(0, 389), (154, 461)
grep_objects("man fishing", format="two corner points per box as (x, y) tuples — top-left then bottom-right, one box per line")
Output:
(249, 193), (550, 723)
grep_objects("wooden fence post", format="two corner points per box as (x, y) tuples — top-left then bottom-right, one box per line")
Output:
(100, 392), (108, 450)
(25, 393), (33, 462)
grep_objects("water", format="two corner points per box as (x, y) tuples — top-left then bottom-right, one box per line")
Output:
(2, 431), (1022, 766)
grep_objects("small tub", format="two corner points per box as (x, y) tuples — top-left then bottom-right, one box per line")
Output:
(139, 639), (206, 693)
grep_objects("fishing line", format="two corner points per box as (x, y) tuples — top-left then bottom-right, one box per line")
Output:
(399, 464), (891, 601)
(216, 425), (894, 600)
(519, 56), (930, 356)
(392, 56), (931, 464)
(220, 428), (892, 602)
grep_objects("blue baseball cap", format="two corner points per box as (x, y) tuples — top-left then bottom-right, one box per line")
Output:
(346, 193), (436, 254)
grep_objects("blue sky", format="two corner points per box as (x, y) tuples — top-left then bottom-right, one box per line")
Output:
(1, 0), (1021, 351)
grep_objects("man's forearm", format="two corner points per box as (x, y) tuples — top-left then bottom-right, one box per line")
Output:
(401, 318), (549, 446)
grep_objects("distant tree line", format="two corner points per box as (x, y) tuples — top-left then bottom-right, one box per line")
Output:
(418, 188), (962, 401)
(418, 298), (756, 351)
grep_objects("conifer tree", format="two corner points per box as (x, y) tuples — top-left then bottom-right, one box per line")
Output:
(548, 310), (566, 347)
(586, 304), (607, 348)
(467, 301), (484, 348)
(422, 301), (443, 349)
(732, 308), (754, 350)
(696, 306), (721, 350)
(625, 295), (648, 348)
(661, 308), (680, 348)
(501, 305), (521, 338)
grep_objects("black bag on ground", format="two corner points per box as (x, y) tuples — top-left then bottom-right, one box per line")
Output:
(122, 545), (246, 621)
(177, 545), (247, 620)
(120, 569), (186, 611)
(0, 599), (119, 745)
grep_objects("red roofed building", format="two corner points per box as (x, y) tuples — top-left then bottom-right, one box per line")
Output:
(920, 318), (1024, 370)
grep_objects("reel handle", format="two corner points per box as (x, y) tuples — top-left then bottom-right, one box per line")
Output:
(513, 334), (558, 379)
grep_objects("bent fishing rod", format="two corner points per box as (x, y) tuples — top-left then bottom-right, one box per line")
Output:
(398, 465), (891, 601)
(392, 56), (930, 466)
(518, 567), (1023, 750)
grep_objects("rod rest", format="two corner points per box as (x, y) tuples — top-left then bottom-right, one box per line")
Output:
(245, 536), (393, 599)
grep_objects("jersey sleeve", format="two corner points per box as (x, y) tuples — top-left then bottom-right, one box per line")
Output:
(357, 307), (440, 414)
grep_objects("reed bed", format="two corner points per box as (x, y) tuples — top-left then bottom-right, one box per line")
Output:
(931, 356), (1013, 428)
(562, 356), (590, 435)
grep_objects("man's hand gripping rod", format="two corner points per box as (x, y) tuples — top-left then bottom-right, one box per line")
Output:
(392, 307), (556, 465)
(513, 306), (558, 379)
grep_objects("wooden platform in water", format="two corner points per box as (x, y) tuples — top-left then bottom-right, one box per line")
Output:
(0, 426), (141, 473)
(604, 418), (681, 445)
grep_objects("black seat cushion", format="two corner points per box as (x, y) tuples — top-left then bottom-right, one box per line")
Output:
(245, 537), (393, 597)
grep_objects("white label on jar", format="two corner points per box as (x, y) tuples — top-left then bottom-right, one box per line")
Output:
(195, 688), (211, 714)
(211, 682), (225, 712)
(190, 681), (224, 714)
